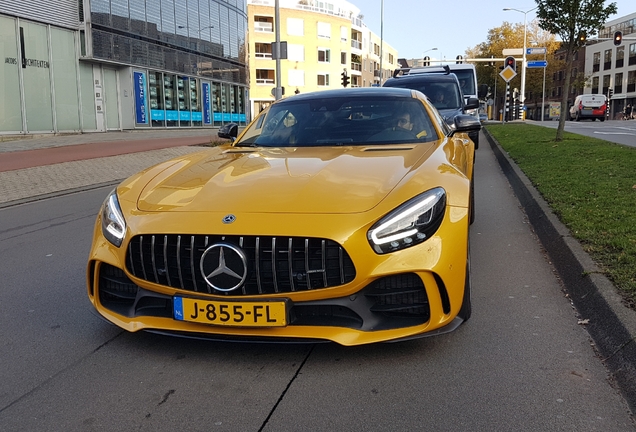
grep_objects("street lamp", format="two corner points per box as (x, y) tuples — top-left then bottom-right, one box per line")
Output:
(422, 47), (438, 66)
(503, 6), (537, 120)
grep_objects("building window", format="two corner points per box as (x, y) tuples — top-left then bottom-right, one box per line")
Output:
(256, 69), (275, 84)
(603, 49), (612, 70)
(340, 26), (347, 42)
(628, 70), (636, 93)
(288, 69), (304, 87)
(287, 18), (303, 36)
(592, 76), (599, 94)
(629, 43), (636, 66)
(341, 51), (347, 65)
(255, 42), (272, 59)
(287, 44), (304, 61)
(615, 72), (623, 94)
(317, 22), (330, 39)
(602, 74), (610, 94)
(593, 52), (600, 72)
(254, 16), (273, 33)
(317, 73), (330, 86)
(318, 48), (330, 63)
(616, 46), (625, 68)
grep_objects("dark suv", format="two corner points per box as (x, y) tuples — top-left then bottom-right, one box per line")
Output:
(383, 70), (481, 148)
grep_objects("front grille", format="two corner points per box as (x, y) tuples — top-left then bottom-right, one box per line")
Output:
(126, 235), (356, 296)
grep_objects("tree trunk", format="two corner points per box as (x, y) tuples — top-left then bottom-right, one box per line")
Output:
(555, 42), (576, 142)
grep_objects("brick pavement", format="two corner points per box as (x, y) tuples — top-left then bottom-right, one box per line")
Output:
(0, 129), (220, 206)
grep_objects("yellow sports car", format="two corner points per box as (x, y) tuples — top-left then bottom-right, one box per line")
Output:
(87, 88), (480, 346)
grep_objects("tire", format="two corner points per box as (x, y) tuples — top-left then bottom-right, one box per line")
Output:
(575, 113), (580, 121)
(600, 117), (605, 122)
(458, 248), (472, 322)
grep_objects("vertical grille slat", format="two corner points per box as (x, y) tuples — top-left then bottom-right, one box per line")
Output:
(126, 235), (356, 296)
(139, 235), (147, 281)
(151, 235), (159, 283)
(190, 236), (200, 292)
(176, 235), (185, 289)
(255, 237), (262, 294)
(304, 239), (312, 290)
(271, 238), (278, 293)
(288, 238), (295, 292)
(163, 235), (172, 287)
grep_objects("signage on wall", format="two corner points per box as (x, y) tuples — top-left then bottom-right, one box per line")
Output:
(202, 83), (211, 124)
(4, 57), (49, 68)
(133, 71), (148, 124)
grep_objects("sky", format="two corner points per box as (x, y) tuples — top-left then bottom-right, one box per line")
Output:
(353, 0), (635, 62)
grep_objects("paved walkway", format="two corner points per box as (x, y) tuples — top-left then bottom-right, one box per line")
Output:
(0, 129), (221, 206)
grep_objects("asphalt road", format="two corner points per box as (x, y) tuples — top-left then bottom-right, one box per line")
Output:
(0, 140), (634, 431)
(531, 119), (636, 147)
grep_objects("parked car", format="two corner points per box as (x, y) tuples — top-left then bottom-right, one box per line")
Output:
(569, 94), (607, 121)
(383, 68), (482, 148)
(87, 88), (480, 346)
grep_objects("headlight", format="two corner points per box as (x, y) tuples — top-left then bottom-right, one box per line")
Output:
(101, 189), (127, 247)
(368, 188), (446, 254)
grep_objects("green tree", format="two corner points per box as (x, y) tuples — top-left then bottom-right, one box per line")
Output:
(535, 0), (617, 141)
(467, 21), (559, 120)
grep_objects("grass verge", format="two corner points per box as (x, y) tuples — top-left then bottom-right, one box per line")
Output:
(485, 123), (636, 305)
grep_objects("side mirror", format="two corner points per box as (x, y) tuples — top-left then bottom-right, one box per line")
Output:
(478, 84), (488, 99)
(464, 97), (480, 110)
(452, 115), (481, 135)
(218, 123), (238, 141)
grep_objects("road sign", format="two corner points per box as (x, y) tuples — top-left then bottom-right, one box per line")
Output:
(499, 65), (517, 82)
(502, 48), (523, 56)
(526, 47), (547, 55)
(527, 60), (548, 68)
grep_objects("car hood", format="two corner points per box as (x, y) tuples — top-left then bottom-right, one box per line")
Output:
(135, 144), (437, 214)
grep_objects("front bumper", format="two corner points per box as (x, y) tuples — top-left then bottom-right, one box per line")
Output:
(87, 210), (469, 346)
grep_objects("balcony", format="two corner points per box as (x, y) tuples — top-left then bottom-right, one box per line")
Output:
(350, 62), (362, 72)
(254, 22), (273, 32)
(351, 40), (361, 50)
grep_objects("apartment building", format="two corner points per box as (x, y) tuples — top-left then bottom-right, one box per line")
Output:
(585, 11), (636, 119)
(247, 0), (398, 115)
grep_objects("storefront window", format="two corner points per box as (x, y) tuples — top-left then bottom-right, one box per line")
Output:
(177, 76), (190, 126)
(51, 27), (80, 131)
(22, 22), (54, 132)
(0, 16), (23, 132)
(190, 78), (202, 126)
(149, 71), (165, 126)
(164, 73), (178, 126)
(213, 82), (222, 126)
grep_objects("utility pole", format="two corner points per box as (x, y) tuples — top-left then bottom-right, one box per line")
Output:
(274, 0), (282, 100)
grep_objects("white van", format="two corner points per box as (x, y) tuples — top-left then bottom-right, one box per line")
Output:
(569, 94), (607, 121)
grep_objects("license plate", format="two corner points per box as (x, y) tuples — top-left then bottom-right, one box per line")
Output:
(174, 297), (287, 327)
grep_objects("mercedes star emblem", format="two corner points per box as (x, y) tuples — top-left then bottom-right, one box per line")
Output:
(199, 242), (248, 292)
(222, 214), (236, 224)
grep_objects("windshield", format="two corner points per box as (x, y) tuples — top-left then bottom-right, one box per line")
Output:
(384, 81), (463, 111)
(236, 97), (439, 147)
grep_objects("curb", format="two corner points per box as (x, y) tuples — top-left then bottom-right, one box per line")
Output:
(483, 127), (636, 414)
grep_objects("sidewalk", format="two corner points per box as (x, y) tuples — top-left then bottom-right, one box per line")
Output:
(0, 129), (219, 206)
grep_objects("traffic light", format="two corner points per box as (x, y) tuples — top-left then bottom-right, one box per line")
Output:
(423, 56), (430, 66)
(614, 31), (623, 46)
(504, 56), (516, 72)
(341, 71), (350, 88)
(578, 32), (587, 43)
(456, 55), (464, 64)
(608, 88), (614, 99)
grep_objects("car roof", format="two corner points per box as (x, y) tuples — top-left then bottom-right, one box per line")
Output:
(274, 87), (416, 104)
(383, 73), (461, 87)
(408, 64), (476, 74)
